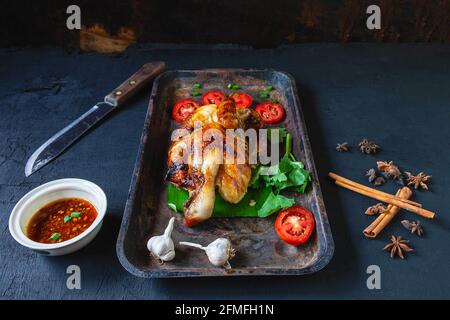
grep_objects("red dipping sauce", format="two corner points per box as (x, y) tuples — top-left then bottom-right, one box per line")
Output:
(27, 198), (98, 244)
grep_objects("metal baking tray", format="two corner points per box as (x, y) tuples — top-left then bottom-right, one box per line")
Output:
(117, 69), (334, 277)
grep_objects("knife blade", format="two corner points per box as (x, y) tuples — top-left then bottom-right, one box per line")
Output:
(25, 62), (165, 177)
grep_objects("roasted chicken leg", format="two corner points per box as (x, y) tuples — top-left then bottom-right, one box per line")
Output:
(166, 98), (262, 226)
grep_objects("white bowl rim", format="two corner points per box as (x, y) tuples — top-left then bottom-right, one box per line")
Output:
(8, 178), (107, 250)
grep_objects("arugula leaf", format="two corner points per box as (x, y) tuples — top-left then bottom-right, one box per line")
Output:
(257, 192), (294, 218)
(252, 132), (311, 194)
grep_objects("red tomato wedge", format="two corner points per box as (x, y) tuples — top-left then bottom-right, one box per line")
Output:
(275, 205), (315, 246)
(255, 102), (285, 124)
(202, 91), (226, 105)
(172, 99), (200, 122)
(229, 93), (253, 108)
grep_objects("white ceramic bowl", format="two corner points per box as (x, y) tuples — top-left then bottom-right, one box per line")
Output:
(9, 178), (107, 256)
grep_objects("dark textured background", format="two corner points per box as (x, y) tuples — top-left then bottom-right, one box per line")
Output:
(1, 0), (449, 48)
(0, 43), (449, 299)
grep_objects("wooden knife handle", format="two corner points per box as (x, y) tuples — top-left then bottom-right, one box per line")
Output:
(104, 62), (165, 107)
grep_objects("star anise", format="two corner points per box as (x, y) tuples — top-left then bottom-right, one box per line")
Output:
(358, 138), (380, 154)
(374, 176), (385, 186)
(377, 161), (402, 180)
(365, 203), (387, 215)
(401, 220), (424, 236)
(383, 235), (414, 259)
(336, 142), (349, 152)
(366, 168), (377, 183)
(366, 168), (385, 185)
(404, 171), (431, 190)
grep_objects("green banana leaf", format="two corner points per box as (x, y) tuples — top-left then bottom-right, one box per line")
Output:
(167, 184), (293, 218)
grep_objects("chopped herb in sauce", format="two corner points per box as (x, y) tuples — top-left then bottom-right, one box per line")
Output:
(27, 198), (97, 244)
(70, 212), (81, 218)
(227, 82), (240, 90)
(49, 233), (61, 241)
(259, 92), (269, 99)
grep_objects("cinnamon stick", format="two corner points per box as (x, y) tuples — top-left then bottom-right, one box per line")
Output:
(328, 172), (421, 207)
(335, 180), (434, 219)
(364, 187), (412, 238)
(333, 180), (435, 219)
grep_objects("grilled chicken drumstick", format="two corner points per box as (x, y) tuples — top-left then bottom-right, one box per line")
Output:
(166, 99), (262, 226)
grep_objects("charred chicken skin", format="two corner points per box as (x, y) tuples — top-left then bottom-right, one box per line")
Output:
(166, 98), (262, 226)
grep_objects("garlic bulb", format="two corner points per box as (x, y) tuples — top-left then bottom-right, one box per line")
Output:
(179, 238), (235, 269)
(204, 238), (235, 268)
(147, 217), (175, 262)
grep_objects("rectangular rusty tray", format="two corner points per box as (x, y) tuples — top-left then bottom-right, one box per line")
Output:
(117, 69), (334, 277)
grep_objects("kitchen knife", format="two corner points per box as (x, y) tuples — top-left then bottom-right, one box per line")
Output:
(25, 61), (166, 177)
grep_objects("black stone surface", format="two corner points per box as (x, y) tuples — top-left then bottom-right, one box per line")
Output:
(0, 44), (449, 299)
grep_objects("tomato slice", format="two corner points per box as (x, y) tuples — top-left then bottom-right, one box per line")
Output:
(229, 93), (253, 108)
(275, 205), (315, 246)
(255, 102), (285, 124)
(172, 99), (200, 122)
(202, 91), (226, 105)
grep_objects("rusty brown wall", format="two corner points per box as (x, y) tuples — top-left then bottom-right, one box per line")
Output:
(0, 0), (448, 49)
